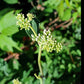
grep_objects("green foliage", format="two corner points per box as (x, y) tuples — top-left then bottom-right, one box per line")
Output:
(0, 0), (81, 84)
(0, 11), (17, 32)
(0, 34), (20, 52)
(43, 0), (81, 21)
(13, 59), (20, 70)
(3, 0), (18, 4)
(0, 8), (13, 19)
(0, 11), (21, 52)
(62, 9), (71, 21)
(65, 0), (71, 7)
(57, 0), (64, 18)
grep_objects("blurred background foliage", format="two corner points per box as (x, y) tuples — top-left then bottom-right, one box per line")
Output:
(0, 0), (81, 84)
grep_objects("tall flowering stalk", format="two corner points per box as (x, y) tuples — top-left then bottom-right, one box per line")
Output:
(14, 13), (62, 84)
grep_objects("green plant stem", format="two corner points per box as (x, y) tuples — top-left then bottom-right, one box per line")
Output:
(40, 78), (43, 84)
(30, 26), (37, 37)
(38, 45), (43, 84)
(30, 26), (43, 84)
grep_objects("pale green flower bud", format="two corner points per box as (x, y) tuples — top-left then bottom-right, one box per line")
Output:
(16, 13), (32, 30)
(56, 42), (62, 53)
(27, 13), (35, 21)
(13, 79), (22, 84)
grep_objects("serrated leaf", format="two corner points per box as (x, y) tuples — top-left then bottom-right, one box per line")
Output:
(0, 11), (17, 33)
(3, 0), (18, 4)
(25, 18), (39, 38)
(0, 34), (21, 52)
(2, 25), (19, 36)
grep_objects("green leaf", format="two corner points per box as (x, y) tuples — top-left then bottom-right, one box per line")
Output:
(68, 63), (72, 72)
(60, 64), (65, 69)
(0, 34), (21, 52)
(65, 0), (71, 7)
(61, 9), (71, 21)
(13, 59), (20, 70)
(0, 11), (18, 33)
(57, 0), (64, 18)
(25, 18), (39, 38)
(77, 49), (81, 56)
(25, 29), (33, 38)
(77, 7), (81, 16)
(0, 10), (21, 52)
(3, 0), (18, 4)
(32, 19), (39, 34)
(2, 25), (19, 36)
(0, 8), (13, 19)
(72, 12), (78, 23)
(44, 8), (53, 13)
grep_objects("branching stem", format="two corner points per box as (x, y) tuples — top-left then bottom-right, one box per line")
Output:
(31, 26), (43, 84)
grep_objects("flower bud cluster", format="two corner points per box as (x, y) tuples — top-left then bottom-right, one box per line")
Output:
(31, 29), (62, 53)
(13, 79), (22, 84)
(56, 42), (62, 53)
(16, 13), (34, 30)
(27, 13), (35, 21)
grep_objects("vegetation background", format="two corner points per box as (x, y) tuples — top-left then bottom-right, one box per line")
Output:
(0, 0), (81, 84)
